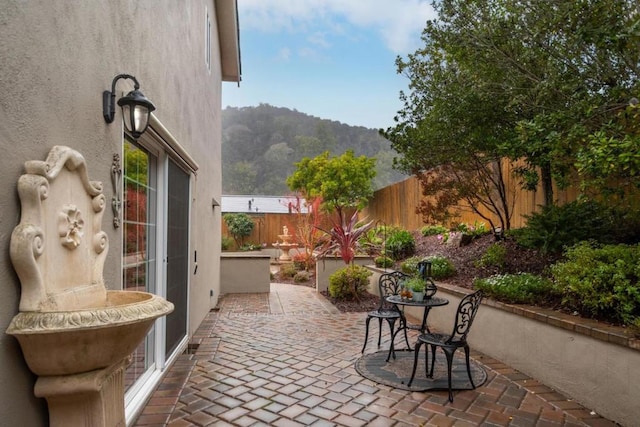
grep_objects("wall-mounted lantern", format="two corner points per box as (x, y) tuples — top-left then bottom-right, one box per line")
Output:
(103, 74), (156, 139)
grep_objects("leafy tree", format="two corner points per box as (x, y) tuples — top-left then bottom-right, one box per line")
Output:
(286, 150), (377, 214)
(223, 213), (254, 248)
(224, 161), (257, 194)
(385, 0), (640, 220)
(576, 102), (640, 200)
(124, 142), (148, 187)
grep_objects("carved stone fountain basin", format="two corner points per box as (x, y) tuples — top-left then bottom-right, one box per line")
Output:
(6, 290), (173, 377)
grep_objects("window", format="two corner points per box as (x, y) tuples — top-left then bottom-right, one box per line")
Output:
(122, 139), (158, 390)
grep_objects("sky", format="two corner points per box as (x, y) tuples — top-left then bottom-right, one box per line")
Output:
(222, 0), (437, 130)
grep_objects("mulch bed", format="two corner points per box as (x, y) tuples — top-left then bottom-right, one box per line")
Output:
(273, 232), (556, 313)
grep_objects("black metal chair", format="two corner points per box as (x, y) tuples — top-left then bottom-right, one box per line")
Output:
(362, 271), (411, 353)
(408, 290), (484, 401)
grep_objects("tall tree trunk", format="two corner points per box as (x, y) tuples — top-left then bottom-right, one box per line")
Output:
(540, 162), (554, 206)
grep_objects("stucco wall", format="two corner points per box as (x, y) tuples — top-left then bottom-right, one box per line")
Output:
(0, 1), (229, 424)
(220, 253), (272, 294)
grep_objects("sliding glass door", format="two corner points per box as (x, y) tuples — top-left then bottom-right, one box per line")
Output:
(123, 140), (158, 390)
(165, 159), (190, 358)
(122, 139), (190, 404)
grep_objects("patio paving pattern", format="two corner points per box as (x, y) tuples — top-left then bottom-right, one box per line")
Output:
(135, 283), (618, 427)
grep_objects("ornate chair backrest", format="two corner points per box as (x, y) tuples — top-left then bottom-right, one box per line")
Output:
(417, 260), (438, 298)
(378, 271), (409, 311)
(417, 260), (432, 280)
(447, 290), (483, 344)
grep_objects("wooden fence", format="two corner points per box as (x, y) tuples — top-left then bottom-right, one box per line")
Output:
(221, 212), (335, 250)
(223, 159), (588, 247)
(362, 158), (580, 231)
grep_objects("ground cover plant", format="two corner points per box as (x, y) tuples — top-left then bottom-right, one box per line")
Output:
(277, 220), (640, 334)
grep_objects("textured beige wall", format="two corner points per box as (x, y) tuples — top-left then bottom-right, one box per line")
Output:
(220, 254), (272, 294)
(419, 289), (640, 427)
(0, 1), (228, 423)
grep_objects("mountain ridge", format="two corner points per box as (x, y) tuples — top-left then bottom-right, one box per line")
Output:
(222, 103), (407, 195)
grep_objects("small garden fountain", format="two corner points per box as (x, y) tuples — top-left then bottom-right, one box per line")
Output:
(273, 225), (298, 262)
(6, 146), (173, 427)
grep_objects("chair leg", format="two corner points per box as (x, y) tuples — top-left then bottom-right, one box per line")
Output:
(464, 345), (475, 389)
(386, 318), (397, 348)
(423, 344), (429, 377)
(385, 326), (400, 362)
(377, 317), (383, 347)
(428, 345), (437, 377)
(408, 341), (423, 387)
(443, 348), (455, 402)
(402, 318), (411, 349)
(362, 316), (372, 353)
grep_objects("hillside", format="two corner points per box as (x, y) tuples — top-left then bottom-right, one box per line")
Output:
(222, 104), (408, 195)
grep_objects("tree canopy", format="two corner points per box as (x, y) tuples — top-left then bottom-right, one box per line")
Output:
(287, 150), (377, 214)
(384, 0), (640, 224)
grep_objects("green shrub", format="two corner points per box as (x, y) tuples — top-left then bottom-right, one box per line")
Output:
(455, 221), (489, 239)
(223, 213), (255, 248)
(279, 263), (297, 279)
(474, 273), (559, 305)
(374, 255), (394, 268)
(399, 256), (422, 275)
(424, 255), (456, 279)
(551, 242), (640, 325)
(475, 243), (507, 268)
(421, 224), (448, 237)
(221, 236), (234, 251)
(361, 225), (392, 256)
(328, 265), (372, 299)
(294, 270), (311, 283)
(385, 229), (415, 260)
(513, 200), (618, 254)
(293, 252), (314, 270)
(239, 243), (262, 251)
(631, 318), (640, 338)
(400, 255), (455, 279)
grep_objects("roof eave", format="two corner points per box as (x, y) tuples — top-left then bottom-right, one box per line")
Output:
(216, 0), (242, 83)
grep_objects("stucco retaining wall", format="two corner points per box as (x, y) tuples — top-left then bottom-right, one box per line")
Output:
(366, 266), (640, 427)
(220, 252), (271, 294)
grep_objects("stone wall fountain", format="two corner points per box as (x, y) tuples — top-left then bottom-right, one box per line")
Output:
(273, 225), (298, 262)
(5, 146), (173, 427)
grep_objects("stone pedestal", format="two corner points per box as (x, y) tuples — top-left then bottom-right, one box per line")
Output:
(277, 243), (297, 262)
(34, 358), (129, 427)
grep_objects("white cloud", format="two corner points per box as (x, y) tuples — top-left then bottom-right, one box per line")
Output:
(238, 0), (435, 53)
(276, 47), (291, 61)
(307, 32), (331, 49)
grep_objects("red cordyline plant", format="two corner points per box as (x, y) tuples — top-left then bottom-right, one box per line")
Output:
(281, 195), (324, 270)
(315, 210), (374, 265)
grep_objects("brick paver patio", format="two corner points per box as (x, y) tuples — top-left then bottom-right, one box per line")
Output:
(135, 283), (617, 426)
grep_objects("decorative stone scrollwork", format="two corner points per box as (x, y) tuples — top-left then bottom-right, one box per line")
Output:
(111, 153), (122, 228)
(58, 204), (84, 249)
